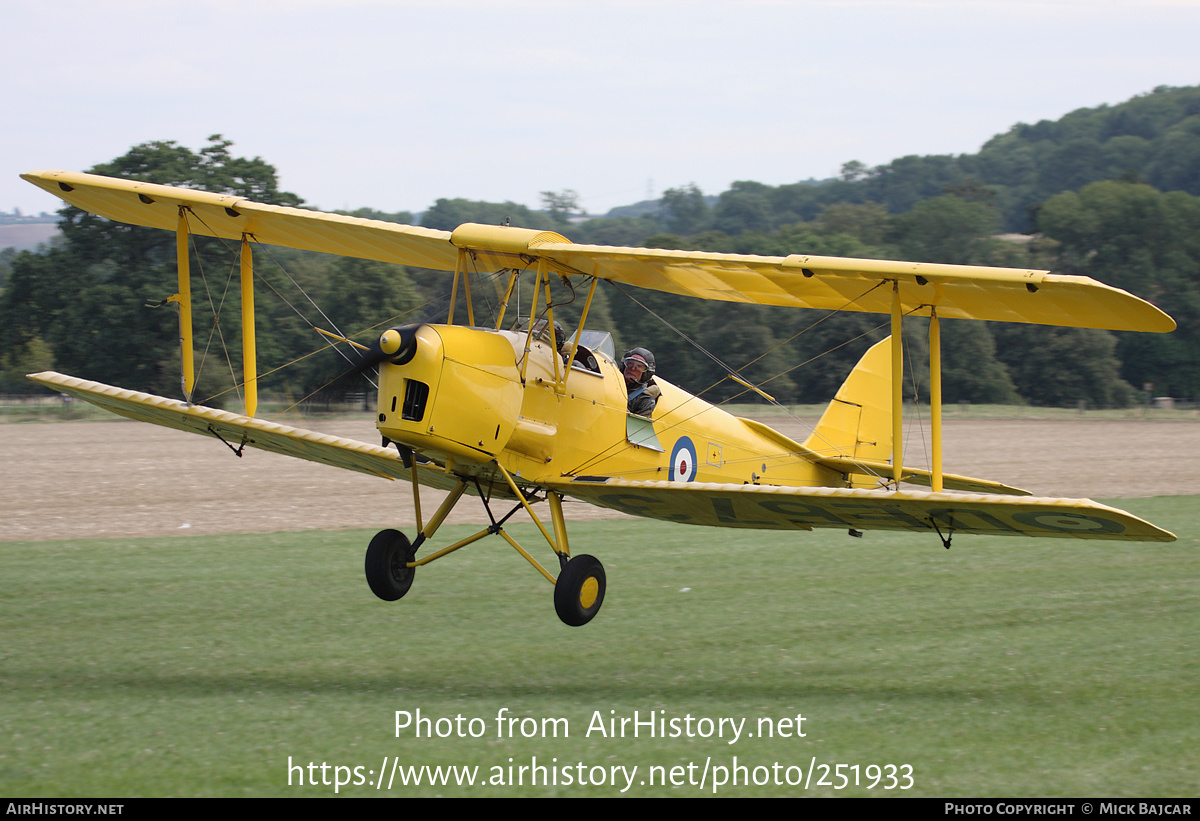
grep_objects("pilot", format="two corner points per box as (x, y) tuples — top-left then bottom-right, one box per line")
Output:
(622, 347), (660, 417)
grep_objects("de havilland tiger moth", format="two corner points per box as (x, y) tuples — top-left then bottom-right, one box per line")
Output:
(20, 170), (1178, 626)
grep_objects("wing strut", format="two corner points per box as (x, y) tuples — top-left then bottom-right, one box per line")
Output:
(929, 309), (943, 492)
(891, 281), (903, 488)
(562, 276), (598, 392)
(446, 249), (474, 327)
(890, 286), (946, 492)
(519, 261), (547, 385)
(542, 265), (564, 390)
(173, 208), (195, 403)
(240, 235), (258, 418)
(494, 268), (519, 329)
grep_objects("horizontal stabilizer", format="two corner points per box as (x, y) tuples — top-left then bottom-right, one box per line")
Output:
(555, 478), (1175, 542)
(816, 456), (1031, 496)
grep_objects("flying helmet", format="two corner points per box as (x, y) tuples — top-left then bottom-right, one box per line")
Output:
(621, 347), (656, 385)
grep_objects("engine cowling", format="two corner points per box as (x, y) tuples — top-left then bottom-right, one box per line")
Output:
(375, 325), (524, 465)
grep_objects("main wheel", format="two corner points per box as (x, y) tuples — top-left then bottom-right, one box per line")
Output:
(364, 529), (416, 601)
(554, 554), (606, 626)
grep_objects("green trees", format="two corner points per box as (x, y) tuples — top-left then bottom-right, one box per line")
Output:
(420, 198), (545, 231)
(539, 190), (581, 226)
(993, 325), (1138, 408)
(755, 85), (1200, 233)
(86, 136), (304, 205)
(890, 196), (1001, 264)
(658, 184), (709, 235)
(939, 320), (1020, 405)
(9, 137), (310, 399)
(1038, 180), (1200, 398)
(712, 181), (773, 234)
(614, 88), (1200, 407)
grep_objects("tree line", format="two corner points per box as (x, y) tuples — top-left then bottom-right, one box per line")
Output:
(3, 85), (1199, 409)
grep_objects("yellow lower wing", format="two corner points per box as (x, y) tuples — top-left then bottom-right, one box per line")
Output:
(554, 478), (1176, 542)
(28, 372), (429, 483)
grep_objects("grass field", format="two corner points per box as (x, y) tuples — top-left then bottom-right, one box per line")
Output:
(1, 497), (1196, 797)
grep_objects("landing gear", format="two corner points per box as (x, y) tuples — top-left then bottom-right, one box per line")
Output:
(364, 529), (416, 601)
(554, 554), (606, 627)
(364, 470), (606, 626)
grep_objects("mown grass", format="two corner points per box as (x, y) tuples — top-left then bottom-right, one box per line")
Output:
(1, 497), (1196, 797)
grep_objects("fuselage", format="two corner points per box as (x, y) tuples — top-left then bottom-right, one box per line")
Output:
(374, 324), (844, 495)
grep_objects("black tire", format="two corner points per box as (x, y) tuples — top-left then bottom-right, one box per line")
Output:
(553, 554), (606, 626)
(364, 529), (416, 601)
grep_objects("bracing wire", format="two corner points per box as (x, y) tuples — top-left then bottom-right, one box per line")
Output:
(904, 317), (931, 474)
(183, 215), (549, 411)
(181, 209), (435, 404)
(183, 219), (241, 406)
(567, 278), (895, 479)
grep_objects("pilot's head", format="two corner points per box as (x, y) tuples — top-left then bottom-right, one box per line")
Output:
(621, 348), (656, 387)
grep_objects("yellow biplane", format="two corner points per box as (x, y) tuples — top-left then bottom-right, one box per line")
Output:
(21, 170), (1178, 626)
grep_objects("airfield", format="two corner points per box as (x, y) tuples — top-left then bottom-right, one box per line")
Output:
(1, 410), (1197, 797)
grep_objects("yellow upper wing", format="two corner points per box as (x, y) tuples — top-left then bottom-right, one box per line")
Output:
(23, 170), (1175, 333)
(532, 241), (1176, 332)
(21, 170), (459, 271)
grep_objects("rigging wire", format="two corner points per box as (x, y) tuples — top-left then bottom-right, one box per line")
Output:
(184, 210), (359, 366)
(185, 233), (538, 411)
(567, 278), (894, 479)
(183, 218), (241, 406)
(905, 317), (931, 474)
(180, 207), (465, 404)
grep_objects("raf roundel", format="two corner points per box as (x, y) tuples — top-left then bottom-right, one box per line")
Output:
(669, 437), (698, 482)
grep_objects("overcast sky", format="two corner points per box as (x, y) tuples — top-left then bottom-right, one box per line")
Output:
(3, 0), (1198, 219)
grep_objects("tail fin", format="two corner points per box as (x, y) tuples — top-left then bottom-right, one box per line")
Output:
(802, 337), (892, 465)
(801, 337), (1030, 495)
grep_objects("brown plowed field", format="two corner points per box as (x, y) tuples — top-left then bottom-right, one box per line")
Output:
(2, 415), (1197, 542)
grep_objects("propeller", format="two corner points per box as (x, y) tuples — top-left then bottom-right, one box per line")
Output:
(351, 323), (422, 377)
